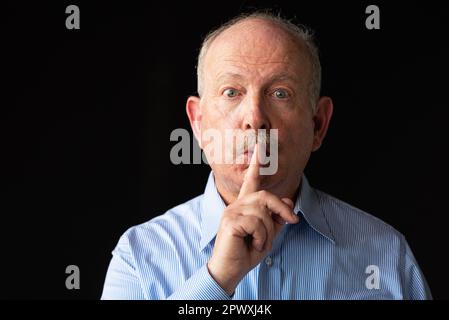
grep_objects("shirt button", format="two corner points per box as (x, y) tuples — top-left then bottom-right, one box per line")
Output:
(265, 256), (273, 267)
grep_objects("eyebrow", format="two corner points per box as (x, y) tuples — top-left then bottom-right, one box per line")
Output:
(266, 74), (299, 85)
(215, 72), (245, 84)
(215, 72), (299, 85)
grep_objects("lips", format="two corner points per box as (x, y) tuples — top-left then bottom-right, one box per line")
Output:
(242, 146), (271, 161)
(244, 151), (254, 162)
(244, 147), (270, 156)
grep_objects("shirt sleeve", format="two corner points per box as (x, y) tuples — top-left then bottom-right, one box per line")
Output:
(167, 264), (232, 300)
(101, 233), (145, 300)
(402, 237), (432, 300)
(101, 231), (232, 300)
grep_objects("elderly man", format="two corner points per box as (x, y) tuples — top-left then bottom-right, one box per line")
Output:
(101, 12), (431, 300)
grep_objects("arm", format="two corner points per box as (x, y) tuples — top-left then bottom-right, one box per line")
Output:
(101, 234), (145, 300)
(402, 237), (432, 300)
(101, 232), (232, 300)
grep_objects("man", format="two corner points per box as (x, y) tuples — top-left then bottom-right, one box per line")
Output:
(101, 12), (431, 299)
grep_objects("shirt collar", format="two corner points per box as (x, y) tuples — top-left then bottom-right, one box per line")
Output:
(200, 172), (335, 251)
(294, 175), (336, 244)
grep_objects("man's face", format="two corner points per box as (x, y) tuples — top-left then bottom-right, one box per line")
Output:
(191, 19), (324, 199)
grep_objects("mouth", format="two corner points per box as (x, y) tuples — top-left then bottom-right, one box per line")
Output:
(241, 147), (271, 165)
(243, 150), (253, 157)
(243, 146), (270, 156)
(240, 150), (253, 165)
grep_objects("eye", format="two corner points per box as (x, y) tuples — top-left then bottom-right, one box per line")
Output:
(272, 89), (289, 99)
(223, 88), (239, 98)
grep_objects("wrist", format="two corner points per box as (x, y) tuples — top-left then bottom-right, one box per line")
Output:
(206, 260), (238, 296)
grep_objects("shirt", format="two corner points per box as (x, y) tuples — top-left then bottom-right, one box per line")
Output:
(101, 172), (432, 300)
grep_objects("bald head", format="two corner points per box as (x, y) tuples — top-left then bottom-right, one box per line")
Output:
(196, 13), (321, 110)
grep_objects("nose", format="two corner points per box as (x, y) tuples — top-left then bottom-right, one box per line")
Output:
(241, 92), (271, 131)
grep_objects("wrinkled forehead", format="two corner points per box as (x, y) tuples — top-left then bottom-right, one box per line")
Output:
(203, 19), (311, 84)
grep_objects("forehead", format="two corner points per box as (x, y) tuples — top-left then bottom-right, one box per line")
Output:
(203, 19), (310, 83)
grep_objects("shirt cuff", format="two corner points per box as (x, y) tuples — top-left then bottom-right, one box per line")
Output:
(167, 264), (232, 300)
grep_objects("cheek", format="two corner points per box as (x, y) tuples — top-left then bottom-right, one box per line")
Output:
(199, 104), (239, 161)
(280, 118), (315, 155)
(202, 102), (239, 131)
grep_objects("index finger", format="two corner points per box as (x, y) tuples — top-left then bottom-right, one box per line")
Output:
(238, 143), (260, 199)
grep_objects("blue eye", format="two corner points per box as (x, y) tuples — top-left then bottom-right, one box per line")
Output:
(223, 88), (239, 98)
(272, 89), (289, 99)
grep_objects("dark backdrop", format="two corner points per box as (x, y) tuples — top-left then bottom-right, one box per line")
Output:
(2, 0), (449, 299)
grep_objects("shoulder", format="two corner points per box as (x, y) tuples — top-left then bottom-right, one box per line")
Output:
(314, 188), (406, 246)
(116, 194), (204, 256)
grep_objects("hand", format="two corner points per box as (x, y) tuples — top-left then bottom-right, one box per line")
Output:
(207, 144), (300, 295)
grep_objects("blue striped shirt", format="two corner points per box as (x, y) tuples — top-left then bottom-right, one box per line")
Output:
(101, 173), (432, 300)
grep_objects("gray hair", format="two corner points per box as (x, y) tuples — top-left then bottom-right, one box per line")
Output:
(196, 12), (322, 111)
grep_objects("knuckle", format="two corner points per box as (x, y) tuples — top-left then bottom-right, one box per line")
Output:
(253, 216), (264, 226)
(246, 216), (261, 230)
(221, 213), (235, 228)
(258, 190), (268, 198)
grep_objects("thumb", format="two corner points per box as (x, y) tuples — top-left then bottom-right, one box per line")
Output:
(272, 198), (297, 226)
(281, 197), (294, 209)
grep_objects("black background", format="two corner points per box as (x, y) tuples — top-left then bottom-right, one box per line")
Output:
(2, 0), (449, 299)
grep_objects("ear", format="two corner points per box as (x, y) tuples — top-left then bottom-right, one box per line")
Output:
(311, 96), (334, 152)
(186, 96), (203, 148)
